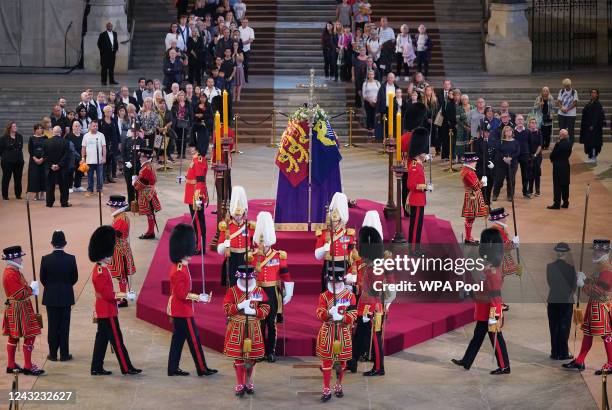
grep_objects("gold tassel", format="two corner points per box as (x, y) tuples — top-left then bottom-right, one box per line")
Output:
(374, 312), (383, 332)
(243, 338), (252, 353)
(573, 307), (585, 326)
(332, 340), (341, 355)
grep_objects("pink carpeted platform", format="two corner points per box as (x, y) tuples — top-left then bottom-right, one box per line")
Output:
(136, 199), (474, 356)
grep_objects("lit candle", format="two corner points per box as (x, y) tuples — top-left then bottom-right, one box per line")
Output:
(396, 112), (402, 162)
(222, 90), (228, 138)
(215, 111), (221, 163)
(387, 92), (394, 139)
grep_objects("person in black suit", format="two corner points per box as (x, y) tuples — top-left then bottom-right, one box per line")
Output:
(42, 126), (70, 207)
(40, 230), (78, 361)
(97, 22), (119, 85)
(546, 242), (576, 361)
(548, 129), (572, 209)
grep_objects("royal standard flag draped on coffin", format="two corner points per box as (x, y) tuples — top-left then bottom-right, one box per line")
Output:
(311, 119), (342, 184)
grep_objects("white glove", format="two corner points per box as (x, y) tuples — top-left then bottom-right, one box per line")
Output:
(176, 175), (185, 184)
(244, 305), (256, 316)
(332, 310), (344, 322)
(195, 199), (203, 207)
(29, 281), (39, 296)
(125, 161), (132, 169)
(238, 299), (250, 310)
(217, 239), (231, 256)
(480, 176), (488, 186)
(427, 183), (433, 192)
(131, 175), (137, 185)
(488, 161), (494, 169)
(345, 273), (357, 284)
(424, 154), (431, 161)
(198, 293), (211, 303)
(283, 282), (294, 305)
(328, 305), (339, 317)
(314, 243), (331, 260)
(512, 235), (520, 246)
(577, 271), (586, 288)
(362, 315), (371, 323)
(223, 240), (230, 248)
(384, 302), (391, 312)
(126, 291), (137, 301)
(323, 242), (331, 252)
(488, 317), (498, 326)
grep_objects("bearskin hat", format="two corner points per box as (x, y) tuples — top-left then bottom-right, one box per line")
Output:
(88, 225), (116, 262)
(169, 223), (196, 263)
(359, 226), (384, 262)
(478, 228), (504, 267)
(405, 102), (427, 131)
(408, 127), (429, 158)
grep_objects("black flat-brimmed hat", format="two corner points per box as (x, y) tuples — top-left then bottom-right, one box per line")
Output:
(462, 152), (479, 163)
(554, 242), (570, 252)
(51, 230), (67, 247)
(2, 246), (25, 260)
(235, 265), (256, 279)
(592, 239), (611, 251)
(489, 207), (509, 221)
(106, 195), (128, 208)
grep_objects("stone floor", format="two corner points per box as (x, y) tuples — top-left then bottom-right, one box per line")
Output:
(0, 134), (610, 409)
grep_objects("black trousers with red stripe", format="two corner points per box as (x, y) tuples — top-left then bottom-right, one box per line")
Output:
(91, 316), (134, 373)
(350, 317), (384, 370)
(168, 316), (209, 374)
(461, 320), (510, 369)
(189, 204), (206, 251)
(408, 205), (424, 246)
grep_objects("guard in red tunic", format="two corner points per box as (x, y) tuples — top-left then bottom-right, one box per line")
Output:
(217, 186), (255, 287)
(2, 246), (44, 376)
(406, 127), (432, 251)
(133, 147), (161, 239)
(452, 228), (510, 375)
(106, 195), (136, 308)
(563, 239), (612, 374)
(184, 145), (208, 252)
(89, 226), (141, 376)
(347, 212), (396, 376)
(167, 223), (217, 377)
(316, 265), (357, 402)
(461, 152), (488, 245)
(488, 208), (519, 277)
(223, 265), (270, 396)
(315, 192), (358, 292)
(250, 211), (294, 362)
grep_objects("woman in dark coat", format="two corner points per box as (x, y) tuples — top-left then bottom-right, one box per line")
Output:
(192, 93), (213, 156)
(321, 22), (338, 81)
(27, 124), (47, 200)
(439, 90), (456, 161)
(580, 89), (606, 163)
(0, 121), (25, 200)
(548, 130), (572, 209)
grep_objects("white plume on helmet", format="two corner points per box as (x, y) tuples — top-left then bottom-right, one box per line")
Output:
(253, 211), (276, 247)
(229, 186), (248, 216)
(329, 192), (349, 224)
(362, 210), (384, 240)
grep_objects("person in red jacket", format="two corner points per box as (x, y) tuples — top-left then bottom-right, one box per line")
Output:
(184, 145), (208, 253)
(223, 265), (270, 397)
(452, 228), (510, 375)
(106, 195), (136, 308)
(250, 211), (294, 362)
(406, 127), (432, 251)
(316, 265), (357, 402)
(167, 223), (217, 377)
(133, 147), (161, 239)
(460, 152), (488, 245)
(563, 239), (612, 374)
(2, 245), (44, 376)
(89, 225), (141, 376)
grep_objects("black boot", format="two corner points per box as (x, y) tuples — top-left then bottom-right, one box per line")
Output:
(562, 360), (585, 371)
(451, 359), (469, 370)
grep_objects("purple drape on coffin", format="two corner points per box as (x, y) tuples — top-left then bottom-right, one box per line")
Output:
(274, 166), (342, 225)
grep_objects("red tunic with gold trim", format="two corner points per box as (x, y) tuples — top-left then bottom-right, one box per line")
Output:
(473, 266), (503, 322)
(218, 220), (255, 251)
(460, 165), (488, 218)
(315, 287), (357, 361)
(2, 265), (41, 339)
(407, 159), (427, 207)
(167, 262), (199, 318)
(107, 211), (136, 280)
(92, 264), (119, 319)
(315, 227), (358, 265)
(581, 262), (612, 336)
(223, 284), (270, 359)
(250, 249), (291, 313)
(490, 223), (518, 276)
(183, 154), (208, 206)
(134, 160), (161, 215)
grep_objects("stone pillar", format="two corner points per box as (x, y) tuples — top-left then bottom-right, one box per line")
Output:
(83, 0), (129, 74)
(596, 0), (609, 65)
(485, 0), (532, 74)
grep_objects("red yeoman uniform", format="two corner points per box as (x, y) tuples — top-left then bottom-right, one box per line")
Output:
(223, 265), (270, 396)
(184, 153), (208, 251)
(106, 195), (135, 306)
(134, 153), (161, 239)
(2, 245), (44, 376)
(460, 154), (488, 244)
